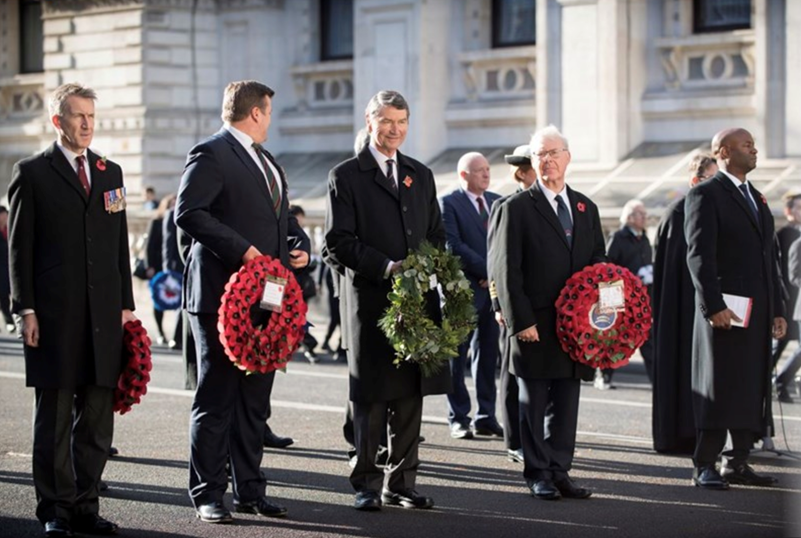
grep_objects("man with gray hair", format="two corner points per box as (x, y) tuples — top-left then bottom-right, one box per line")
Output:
(8, 82), (136, 536)
(489, 125), (605, 500)
(440, 152), (503, 440)
(597, 199), (654, 389)
(324, 90), (449, 511)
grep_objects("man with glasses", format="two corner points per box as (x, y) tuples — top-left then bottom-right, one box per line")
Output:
(488, 125), (606, 500)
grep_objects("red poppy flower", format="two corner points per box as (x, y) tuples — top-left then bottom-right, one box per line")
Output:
(577, 202), (586, 213)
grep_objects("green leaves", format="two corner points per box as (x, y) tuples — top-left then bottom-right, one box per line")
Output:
(380, 241), (476, 377)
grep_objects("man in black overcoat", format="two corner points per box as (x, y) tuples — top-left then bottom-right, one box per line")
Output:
(324, 90), (449, 511)
(488, 125), (606, 500)
(175, 81), (310, 523)
(8, 82), (136, 537)
(652, 153), (717, 455)
(684, 128), (786, 489)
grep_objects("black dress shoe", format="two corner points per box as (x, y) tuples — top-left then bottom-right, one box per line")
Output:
(44, 518), (73, 537)
(195, 502), (233, 524)
(354, 490), (382, 511)
(99, 480), (108, 492)
(108, 446), (119, 457)
(71, 514), (118, 535)
(530, 480), (562, 500)
(507, 448), (524, 463)
(263, 426), (294, 449)
(381, 489), (434, 509)
(692, 465), (729, 490)
(450, 422), (473, 439)
(554, 477), (592, 499)
(721, 462), (777, 486)
(473, 421), (504, 437)
(235, 497), (288, 518)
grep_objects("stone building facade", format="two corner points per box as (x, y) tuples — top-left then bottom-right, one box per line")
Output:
(1, 0), (800, 223)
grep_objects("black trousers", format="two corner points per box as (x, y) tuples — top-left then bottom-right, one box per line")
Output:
(181, 309), (197, 390)
(188, 313), (275, 507)
(517, 377), (581, 485)
(0, 292), (13, 325)
(499, 325), (520, 451)
(33, 386), (114, 524)
(350, 395), (422, 494)
(693, 429), (752, 467)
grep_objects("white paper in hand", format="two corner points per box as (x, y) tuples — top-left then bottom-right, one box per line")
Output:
(722, 293), (752, 328)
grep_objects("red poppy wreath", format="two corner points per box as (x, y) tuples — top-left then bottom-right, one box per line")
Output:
(114, 319), (153, 415)
(217, 255), (307, 373)
(555, 263), (652, 370)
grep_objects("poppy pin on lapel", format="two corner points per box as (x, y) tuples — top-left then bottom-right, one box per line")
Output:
(403, 176), (413, 188)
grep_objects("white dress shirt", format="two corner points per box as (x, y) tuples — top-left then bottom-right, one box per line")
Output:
(224, 124), (282, 197)
(537, 179), (573, 221)
(368, 144), (397, 188)
(721, 169), (757, 210)
(57, 142), (92, 189)
(463, 189), (489, 216)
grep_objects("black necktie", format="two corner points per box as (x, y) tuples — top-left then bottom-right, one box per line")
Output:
(556, 195), (573, 247)
(738, 183), (759, 223)
(385, 159), (398, 193)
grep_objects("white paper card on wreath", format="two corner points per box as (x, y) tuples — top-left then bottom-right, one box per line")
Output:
(598, 280), (625, 313)
(260, 276), (287, 312)
(429, 274), (438, 290)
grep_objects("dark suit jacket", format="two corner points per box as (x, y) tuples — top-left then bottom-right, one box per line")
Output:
(162, 208), (184, 273)
(440, 188), (500, 310)
(324, 146), (450, 402)
(8, 143), (135, 389)
(685, 172), (783, 431)
(488, 183), (606, 381)
(175, 128), (309, 315)
(145, 217), (163, 272)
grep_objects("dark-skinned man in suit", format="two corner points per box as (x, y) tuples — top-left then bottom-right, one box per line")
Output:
(489, 125), (605, 501)
(440, 152), (502, 440)
(324, 90), (449, 511)
(175, 81), (310, 523)
(8, 82), (136, 537)
(684, 128), (785, 489)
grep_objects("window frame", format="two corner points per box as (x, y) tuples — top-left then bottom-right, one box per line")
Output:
(491, 0), (536, 49)
(320, 0), (354, 61)
(693, 0), (752, 34)
(19, 0), (44, 74)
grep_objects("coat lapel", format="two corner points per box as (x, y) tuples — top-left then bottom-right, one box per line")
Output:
(220, 129), (273, 205)
(455, 189), (486, 234)
(46, 143), (89, 203)
(529, 183), (570, 250)
(716, 173), (761, 235)
(86, 150), (106, 208)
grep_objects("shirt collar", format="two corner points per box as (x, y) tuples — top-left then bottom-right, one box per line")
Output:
(368, 143), (397, 170)
(462, 188), (485, 205)
(626, 226), (643, 238)
(56, 142), (86, 165)
(224, 123), (256, 151)
(721, 169), (749, 190)
(537, 178), (568, 205)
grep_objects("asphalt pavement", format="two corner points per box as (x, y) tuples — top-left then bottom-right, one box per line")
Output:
(1, 294), (800, 538)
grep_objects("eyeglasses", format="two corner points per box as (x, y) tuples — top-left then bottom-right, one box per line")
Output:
(534, 148), (568, 160)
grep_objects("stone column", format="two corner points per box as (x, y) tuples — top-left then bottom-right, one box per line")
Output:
(753, 0), (786, 157)
(787, 0), (801, 156)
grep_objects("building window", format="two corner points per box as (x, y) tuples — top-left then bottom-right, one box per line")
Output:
(694, 0), (751, 33)
(20, 0), (44, 73)
(321, 0), (353, 61)
(492, 0), (535, 48)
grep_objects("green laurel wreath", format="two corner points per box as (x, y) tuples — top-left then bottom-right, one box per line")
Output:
(379, 242), (476, 377)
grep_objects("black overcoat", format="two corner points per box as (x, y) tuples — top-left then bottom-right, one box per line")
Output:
(324, 147), (450, 403)
(487, 183), (606, 381)
(684, 172), (783, 432)
(8, 144), (135, 389)
(651, 196), (696, 453)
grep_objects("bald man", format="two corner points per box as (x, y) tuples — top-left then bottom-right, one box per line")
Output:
(684, 128), (786, 489)
(440, 152), (503, 439)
